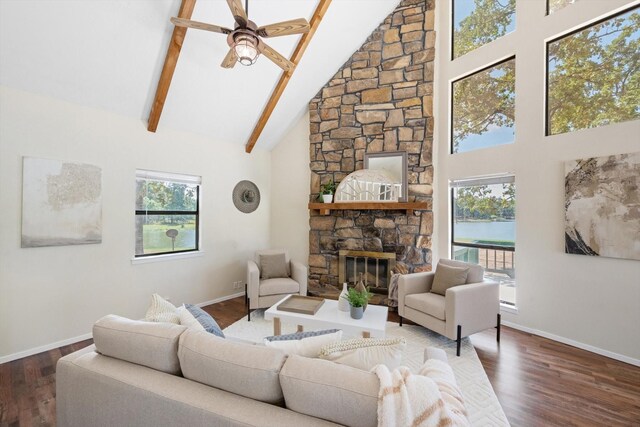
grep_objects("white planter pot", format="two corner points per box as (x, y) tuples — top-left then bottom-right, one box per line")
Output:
(322, 194), (333, 203)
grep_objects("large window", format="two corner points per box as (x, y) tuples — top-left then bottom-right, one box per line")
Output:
(451, 57), (515, 154)
(452, 0), (516, 59)
(451, 176), (516, 306)
(546, 6), (640, 135)
(135, 170), (200, 257)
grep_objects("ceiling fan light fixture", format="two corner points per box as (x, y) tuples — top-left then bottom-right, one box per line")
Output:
(233, 34), (259, 66)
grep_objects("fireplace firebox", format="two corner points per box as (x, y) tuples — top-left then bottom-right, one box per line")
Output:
(338, 250), (396, 294)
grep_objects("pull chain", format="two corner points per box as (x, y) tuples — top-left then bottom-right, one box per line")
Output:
(245, 0), (249, 17)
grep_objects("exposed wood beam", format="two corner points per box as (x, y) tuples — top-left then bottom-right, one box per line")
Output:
(147, 0), (196, 133)
(245, 0), (332, 153)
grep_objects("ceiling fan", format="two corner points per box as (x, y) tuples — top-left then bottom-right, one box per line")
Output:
(170, 0), (310, 72)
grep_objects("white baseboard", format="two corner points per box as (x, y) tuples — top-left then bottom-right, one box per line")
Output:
(0, 291), (246, 365)
(0, 332), (93, 365)
(195, 291), (245, 308)
(501, 320), (640, 367)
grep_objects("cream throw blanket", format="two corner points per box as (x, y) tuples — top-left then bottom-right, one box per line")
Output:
(374, 360), (470, 427)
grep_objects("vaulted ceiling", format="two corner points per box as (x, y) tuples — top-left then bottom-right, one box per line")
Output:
(0, 0), (398, 150)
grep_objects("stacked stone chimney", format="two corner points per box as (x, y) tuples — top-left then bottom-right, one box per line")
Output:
(308, 0), (435, 293)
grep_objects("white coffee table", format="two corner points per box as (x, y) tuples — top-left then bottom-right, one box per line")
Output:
(264, 295), (389, 338)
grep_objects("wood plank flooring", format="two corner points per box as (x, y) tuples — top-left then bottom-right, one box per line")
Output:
(1, 296), (639, 426)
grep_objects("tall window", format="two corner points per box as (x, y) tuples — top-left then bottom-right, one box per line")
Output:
(451, 176), (516, 306)
(135, 170), (200, 257)
(546, 6), (640, 135)
(452, 0), (516, 59)
(451, 57), (516, 154)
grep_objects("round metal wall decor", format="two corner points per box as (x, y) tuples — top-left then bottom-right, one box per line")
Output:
(232, 180), (260, 213)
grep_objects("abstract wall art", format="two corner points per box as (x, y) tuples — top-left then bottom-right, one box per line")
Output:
(564, 151), (640, 261)
(21, 157), (102, 248)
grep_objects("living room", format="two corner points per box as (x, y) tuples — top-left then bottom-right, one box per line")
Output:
(1, 0), (639, 426)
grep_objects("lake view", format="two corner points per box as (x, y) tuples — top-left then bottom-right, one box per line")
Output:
(455, 221), (515, 243)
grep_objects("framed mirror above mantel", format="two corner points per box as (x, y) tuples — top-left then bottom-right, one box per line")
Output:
(364, 151), (408, 202)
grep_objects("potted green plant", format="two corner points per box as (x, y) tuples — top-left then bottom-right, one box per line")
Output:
(319, 180), (337, 203)
(342, 287), (372, 319)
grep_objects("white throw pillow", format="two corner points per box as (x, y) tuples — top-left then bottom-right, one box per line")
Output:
(264, 330), (342, 357)
(319, 337), (406, 371)
(177, 305), (205, 331)
(144, 293), (180, 324)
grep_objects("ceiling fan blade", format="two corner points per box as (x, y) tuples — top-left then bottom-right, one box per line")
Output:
(226, 0), (248, 28)
(171, 17), (232, 34)
(221, 49), (238, 68)
(257, 18), (310, 38)
(258, 41), (294, 72)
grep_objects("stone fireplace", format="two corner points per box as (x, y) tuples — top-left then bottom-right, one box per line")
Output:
(339, 250), (396, 294)
(307, 0), (435, 301)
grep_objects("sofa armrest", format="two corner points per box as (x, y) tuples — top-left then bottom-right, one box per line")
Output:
(290, 261), (308, 296)
(445, 280), (499, 339)
(246, 260), (260, 304)
(398, 272), (435, 316)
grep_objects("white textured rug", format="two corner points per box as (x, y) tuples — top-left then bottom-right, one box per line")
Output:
(224, 309), (509, 426)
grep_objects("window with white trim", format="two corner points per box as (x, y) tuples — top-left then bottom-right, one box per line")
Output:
(135, 170), (200, 257)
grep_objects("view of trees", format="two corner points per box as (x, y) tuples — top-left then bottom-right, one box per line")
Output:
(136, 180), (197, 212)
(135, 179), (198, 255)
(452, 2), (638, 152)
(453, 0), (515, 59)
(452, 59), (515, 153)
(453, 183), (515, 222)
(547, 8), (639, 135)
(548, 0), (579, 15)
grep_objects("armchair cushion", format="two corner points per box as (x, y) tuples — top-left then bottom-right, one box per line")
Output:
(430, 262), (469, 296)
(405, 293), (446, 320)
(260, 253), (289, 279)
(439, 259), (484, 283)
(260, 277), (300, 297)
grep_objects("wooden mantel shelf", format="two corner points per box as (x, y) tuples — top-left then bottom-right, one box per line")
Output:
(308, 202), (429, 216)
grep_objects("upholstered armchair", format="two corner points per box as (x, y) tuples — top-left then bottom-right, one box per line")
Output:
(246, 249), (307, 321)
(398, 259), (500, 356)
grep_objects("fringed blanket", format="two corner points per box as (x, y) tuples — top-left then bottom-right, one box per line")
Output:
(374, 360), (470, 427)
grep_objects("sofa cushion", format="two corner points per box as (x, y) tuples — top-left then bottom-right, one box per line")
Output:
(264, 330), (342, 357)
(144, 293), (180, 324)
(279, 355), (379, 427)
(405, 292), (446, 320)
(178, 329), (287, 405)
(93, 315), (186, 375)
(439, 258), (484, 283)
(260, 253), (289, 279)
(319, 337), (406, 371)
(177, 304), (225, 338)
(430, 262), (469, 296)
(259, 277), (300, 296)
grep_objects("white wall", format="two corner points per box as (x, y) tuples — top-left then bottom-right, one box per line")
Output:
(270, 111), (311, 264)
(433, 0), (640, 363)
(0, 86), (271, 361)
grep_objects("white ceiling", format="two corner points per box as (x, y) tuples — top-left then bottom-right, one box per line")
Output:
(0, 0), (398, 151)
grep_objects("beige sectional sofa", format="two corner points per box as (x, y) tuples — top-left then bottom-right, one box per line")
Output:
(56, 315), (457, 427)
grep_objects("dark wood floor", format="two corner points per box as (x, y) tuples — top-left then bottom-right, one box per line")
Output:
(1, 296), (639, 426)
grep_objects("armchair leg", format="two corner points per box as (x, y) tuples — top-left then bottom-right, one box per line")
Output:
(247, 299), (251, 322)
(496, 313), (501, 342)
(456, 325), (462, 357)
(245, 283), (248, 306)
(399, 316), (403, 327)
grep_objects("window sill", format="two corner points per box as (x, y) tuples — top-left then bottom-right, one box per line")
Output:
(500, 303), (518, 315)
(131, 251), (204, 265)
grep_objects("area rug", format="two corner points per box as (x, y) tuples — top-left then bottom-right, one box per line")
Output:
(223, 309), (510, 426)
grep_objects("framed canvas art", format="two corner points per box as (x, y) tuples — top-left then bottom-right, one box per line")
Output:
(21, 157), (102, 248)
(564, 151), (640, 261)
